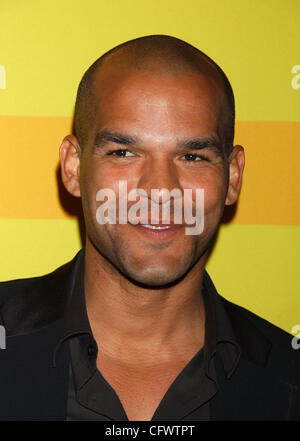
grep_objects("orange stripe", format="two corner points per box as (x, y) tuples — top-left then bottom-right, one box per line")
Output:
(0, 116), (72, 219)
(234, 121), (300, 225)
(0, 116), (299, 224)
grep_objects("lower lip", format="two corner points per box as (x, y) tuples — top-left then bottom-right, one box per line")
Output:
(132, 224), (184, 240)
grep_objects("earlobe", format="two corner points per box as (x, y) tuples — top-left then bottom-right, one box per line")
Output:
(225, 145), (245, 206)
(59, 135), (82, 197)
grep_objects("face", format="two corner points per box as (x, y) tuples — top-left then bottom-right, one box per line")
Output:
(61, 67), (244, 287)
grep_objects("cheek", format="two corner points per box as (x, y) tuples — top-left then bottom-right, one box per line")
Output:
(80, 162), (117, 204)
(80, 163), (137, 230)
(192, 170), (227, 218)
(83, 159), (140, 191)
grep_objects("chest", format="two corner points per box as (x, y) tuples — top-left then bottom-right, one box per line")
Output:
(96, 354), (190, 421)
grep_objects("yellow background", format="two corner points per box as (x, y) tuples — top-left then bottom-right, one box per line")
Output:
(0, 0), (299, 333)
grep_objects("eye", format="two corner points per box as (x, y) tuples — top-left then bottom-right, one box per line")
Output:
(181, 153), (209, 162)
(106, 149), (135, 157)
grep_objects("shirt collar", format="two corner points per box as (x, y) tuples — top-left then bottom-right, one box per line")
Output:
(53, 248), (241, 379)
(53, 249), (91, 367)
(202, 270), (241, 379)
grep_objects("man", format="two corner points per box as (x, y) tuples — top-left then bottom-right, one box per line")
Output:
(0, 35), (299, 421)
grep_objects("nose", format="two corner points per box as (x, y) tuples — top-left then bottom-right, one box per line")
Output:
(136, 154), (183, 204)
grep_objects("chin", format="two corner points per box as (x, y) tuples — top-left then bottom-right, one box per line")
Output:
(119, 260), (191, 289)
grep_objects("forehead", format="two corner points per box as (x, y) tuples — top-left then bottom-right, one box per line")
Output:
(91, 68), (224, 139)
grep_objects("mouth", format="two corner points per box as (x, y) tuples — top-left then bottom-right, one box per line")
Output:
(140, 224), (174, 230)
(130, 221), (185, 240)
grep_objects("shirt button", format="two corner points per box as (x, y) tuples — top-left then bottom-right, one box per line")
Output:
(87, 344), (96, 356)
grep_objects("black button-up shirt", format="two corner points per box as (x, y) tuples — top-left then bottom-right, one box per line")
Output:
(54, 250), (241, 421)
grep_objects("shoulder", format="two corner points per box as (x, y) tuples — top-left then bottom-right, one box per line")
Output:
(0, 252), (82, 336)
(0, 260), (72, 304)
(223, 296), (293, 345)
(203, 270), (296, 358)
(221, 295), (300, 381)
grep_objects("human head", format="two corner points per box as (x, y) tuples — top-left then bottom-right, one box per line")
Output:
(74, 35), (235, 158)
(60, 35), (244, 287)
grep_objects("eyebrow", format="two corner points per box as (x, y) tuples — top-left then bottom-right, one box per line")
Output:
(179, 136), (222, 152)
(94, 130), (138, 148)
(93, 130), (223, 153)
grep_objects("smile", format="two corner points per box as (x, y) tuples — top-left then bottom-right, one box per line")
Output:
(141, 224), (173, 230)
(131, 222), (185, 241)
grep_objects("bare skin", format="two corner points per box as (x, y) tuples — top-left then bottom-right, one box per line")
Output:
(60, 63), (245, 420)
(85, 239), (206, 420)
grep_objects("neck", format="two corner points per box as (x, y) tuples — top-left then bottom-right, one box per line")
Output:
(84, 239), (207, 362)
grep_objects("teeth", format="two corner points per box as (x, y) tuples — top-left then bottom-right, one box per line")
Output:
(142, 224), (172, 230)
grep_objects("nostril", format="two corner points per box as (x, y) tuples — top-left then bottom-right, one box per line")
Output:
(150, 188), (182, 204)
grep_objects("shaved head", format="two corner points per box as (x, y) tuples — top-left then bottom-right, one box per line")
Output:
(74, 35), (235, 156)
(61, 35), (245, 290)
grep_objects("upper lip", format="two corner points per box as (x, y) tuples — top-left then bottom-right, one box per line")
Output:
(131, 220), (185, 227)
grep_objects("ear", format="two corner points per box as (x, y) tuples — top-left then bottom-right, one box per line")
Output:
(59, 134), (82, 197)
(225, 145), (245, 206)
